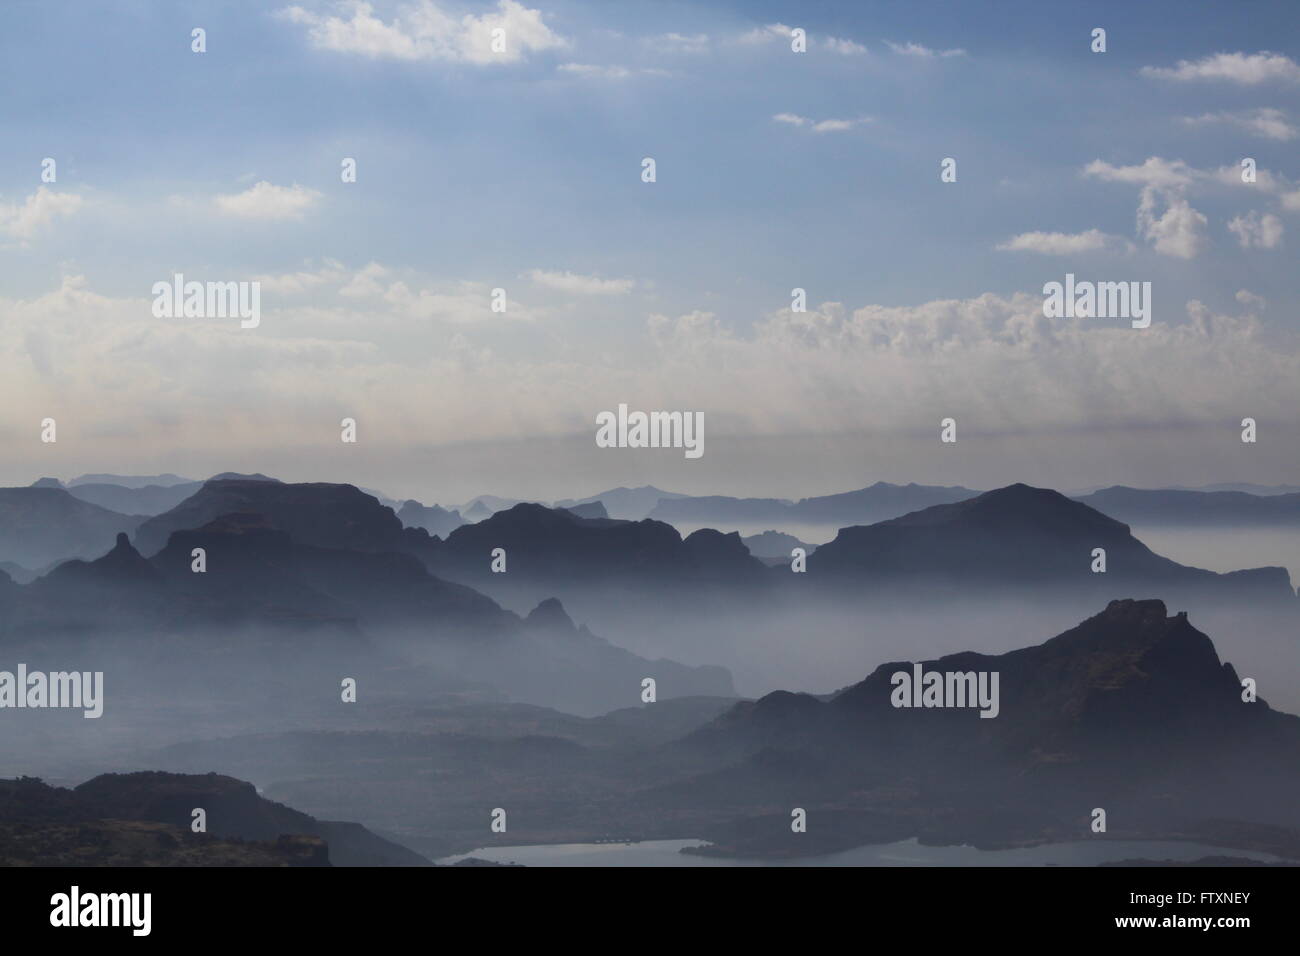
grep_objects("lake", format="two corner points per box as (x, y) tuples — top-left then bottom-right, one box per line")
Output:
(437, 837), (1283, 867)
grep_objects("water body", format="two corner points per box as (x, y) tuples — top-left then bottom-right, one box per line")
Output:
(438, 837), (1283, 867)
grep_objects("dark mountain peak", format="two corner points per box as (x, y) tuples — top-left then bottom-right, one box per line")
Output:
(470, 501), (612, 532)
(98, 532), (155, 574)
(525, 597), (576, 632)
(135, 480), (407, 556)
(31, 477), (63, 488)
(829, 599), (1247, 736)
(683, 527), (751, 560)
(207, 472), (280, 483)
(39, 529), (162, 590)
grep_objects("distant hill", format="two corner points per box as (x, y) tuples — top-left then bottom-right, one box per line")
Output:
(649, 481), (979, 528)
(560, 500), (608, 519)
(1172, 483), (1300, 496)
(741, 530), (815, 561)
(554, 486), (687, 521)
(455, 495), (525, 517)
(67, 480), (201, 516)
(396, 499), (465, 538)
(68, 473), (195, 489)
(0, 486), (144, 569)
(1075, 485), (1300, 526)
(808, 483), (1293, 602)
(0, 772), (427, 866)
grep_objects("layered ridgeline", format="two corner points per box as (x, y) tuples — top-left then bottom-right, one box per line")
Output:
(648, 481), (980, 528)
(0, 771), (428, 866)
(1073, 485), (1300, 526)
(0, 486), (144, 572)
(0, 479), (732, 716)
(137, 601), (1300, 862)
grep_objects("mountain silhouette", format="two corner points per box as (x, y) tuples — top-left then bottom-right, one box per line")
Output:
(134, 478), (424, 556)
(808, 483), (1293, 601)
(669, 598), (1300, 855)
(425, 502), (767, 589)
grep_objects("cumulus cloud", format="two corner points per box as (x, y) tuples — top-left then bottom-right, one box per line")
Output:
(1083, 157), (1197, 190)
(1136, 186), (1209, 258)
(214, 181), (321, 220)
(0, 187), (83, 239)
(1141, 50), (1300, 84)
(525, 269), (634, 295)
(1228, 211), (1284, 248)
(279, 0), (567, 64)
(1, 276), (1296, 482)
(996, 229), (1127, 255)
(1182, 107), (1297, 141)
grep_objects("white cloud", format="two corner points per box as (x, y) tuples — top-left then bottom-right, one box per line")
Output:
(252, 262), (345, 295)
(339, 261), (392, 297)
(214, 181), (321, 221)
(637, 294), (1299, 439)
(738, 23), (792, 44)
(1, 276), (1296, 471)
(1236, 289), (1267, 310)
(885, 40), (965, 58)
(1141, 51), (1300, 84)
(0, 187), (82, 239)
(1087, 156), (1293, 197)
(772, 113), (872, 133)
(996, 229), (1126, 255)
(525, 269), (634, 295)
(1083, 157), (1196, 190)
(824, 37), (867, 55)
(1136, 186), (1209, 259)
(645, 32), (708, 54)
(1183, 107), (1297, 141)
(1227, 211), (1284, 248)
(557, 62), (668, 79)
(279, 0), (567, 64)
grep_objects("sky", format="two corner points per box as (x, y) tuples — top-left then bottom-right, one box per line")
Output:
(0, 0), (1297, 503)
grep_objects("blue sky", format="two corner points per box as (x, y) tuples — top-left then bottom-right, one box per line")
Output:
(0, 0), (1297, 500)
